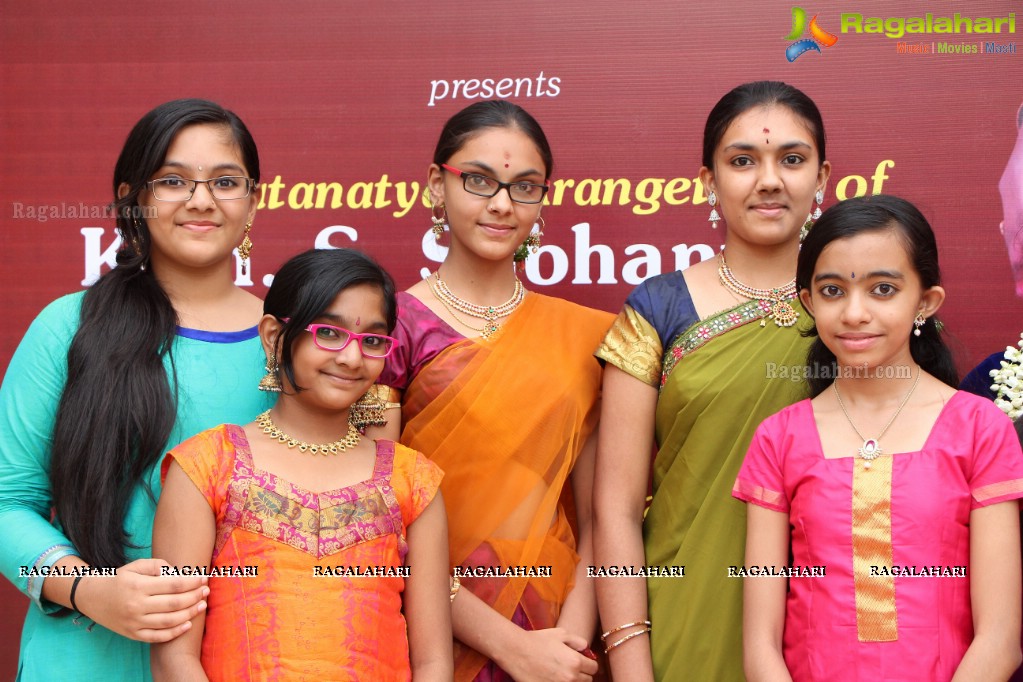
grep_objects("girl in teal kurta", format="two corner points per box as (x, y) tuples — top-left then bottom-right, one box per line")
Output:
(0, 99), (271, 681)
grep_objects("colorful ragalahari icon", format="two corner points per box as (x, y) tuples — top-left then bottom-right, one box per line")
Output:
(785, 6), (839, 62)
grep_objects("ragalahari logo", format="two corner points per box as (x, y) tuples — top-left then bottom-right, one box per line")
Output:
(785, 7), (839, 61)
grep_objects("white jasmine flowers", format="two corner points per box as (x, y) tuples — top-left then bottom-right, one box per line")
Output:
(991, 334), (1023, 421)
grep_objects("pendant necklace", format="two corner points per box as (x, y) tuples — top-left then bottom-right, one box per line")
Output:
(427, 270), (525, 339)
(832, 366), (921, 469)
(717, 253), (799, 328)
(256, 410), (361, 455)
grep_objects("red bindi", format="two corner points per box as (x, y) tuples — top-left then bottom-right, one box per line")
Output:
(355, 316), (361, 326)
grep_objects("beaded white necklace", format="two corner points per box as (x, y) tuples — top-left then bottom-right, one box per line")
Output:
(427, 271), (525, 339)
(717, 253), (799, 328)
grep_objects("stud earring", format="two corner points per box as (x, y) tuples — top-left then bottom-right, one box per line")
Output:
(258, 356), (282, 392)
(237, 222), (253, 263)
(913, 312), (926, 337)
(708, 191), (720, 229)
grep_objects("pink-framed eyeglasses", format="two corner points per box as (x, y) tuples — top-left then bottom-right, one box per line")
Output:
(303, 323), (398, 358)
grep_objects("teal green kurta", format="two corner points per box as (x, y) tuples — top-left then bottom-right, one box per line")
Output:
(0, 292), (272, 681)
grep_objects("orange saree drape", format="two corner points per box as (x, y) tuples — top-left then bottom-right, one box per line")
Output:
(400, 294), (612, 679)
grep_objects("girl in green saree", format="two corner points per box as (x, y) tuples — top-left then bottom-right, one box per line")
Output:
(593, 81), (831, 681)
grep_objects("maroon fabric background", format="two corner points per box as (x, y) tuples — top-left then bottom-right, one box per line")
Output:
(1, 0), (1020, 675)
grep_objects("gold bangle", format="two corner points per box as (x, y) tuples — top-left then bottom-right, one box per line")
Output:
(600, 619), (651, 641)
(449, 574), (461, 602)
(604, 627), (651, 654)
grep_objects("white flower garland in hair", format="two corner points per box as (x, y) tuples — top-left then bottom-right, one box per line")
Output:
(990, 333), (1023, 421)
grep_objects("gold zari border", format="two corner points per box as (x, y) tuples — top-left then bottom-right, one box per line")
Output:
(852, 456), (897, 641)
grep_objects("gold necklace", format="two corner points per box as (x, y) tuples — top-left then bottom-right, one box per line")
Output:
(255, 410), (361, 455)
(717, 253), (799, 328)
(832, 366), (921, 469)
(427, 271), (525, 339)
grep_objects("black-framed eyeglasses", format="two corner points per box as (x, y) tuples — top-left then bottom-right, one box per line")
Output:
(441, 164), (548, 204)
(146, 176), (255, 202)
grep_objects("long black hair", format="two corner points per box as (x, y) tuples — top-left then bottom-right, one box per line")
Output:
(433, 100), (553, 178)
(703, 81), (827, 169)
(796, 195), (958, 397)
(263, 249), (397, 393)
(50, 99), (260, 568)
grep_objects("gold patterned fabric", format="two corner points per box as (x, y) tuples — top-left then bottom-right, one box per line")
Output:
(851, 456), (898, 641)
(240, 482), (399, 559)
(595, 305), (662, 387)
(365, 383), (401, 404)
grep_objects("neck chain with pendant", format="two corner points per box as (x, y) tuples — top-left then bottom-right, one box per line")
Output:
(427, 270), (525, 339)
(256, 410), (361, 455)
(832, 366), (921, 469)
(717, 253), (799, 328)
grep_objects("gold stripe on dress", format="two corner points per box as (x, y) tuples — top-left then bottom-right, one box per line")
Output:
(852, 455), (897, 641)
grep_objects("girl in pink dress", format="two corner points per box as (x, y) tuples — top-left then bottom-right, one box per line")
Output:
(734, 195), (1023, 681)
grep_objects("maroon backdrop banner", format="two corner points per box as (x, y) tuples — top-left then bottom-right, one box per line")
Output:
(1, 0), (1020, 674)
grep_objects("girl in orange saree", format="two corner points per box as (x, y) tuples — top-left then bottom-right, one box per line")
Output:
(371, 100), (611, 681)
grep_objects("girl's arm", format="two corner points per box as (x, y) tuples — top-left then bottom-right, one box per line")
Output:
(150, 461), (217, 682)
(951, 500), (1022, 681)
(556, 426), (598, 642)
(451, 587), (598, 682)
(592, 366), (657, 682)
(742, 504), (794, 682)
(40, 556), (208, 643)
(0, 297), (206, 642)
(405, 492), (454, 681)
